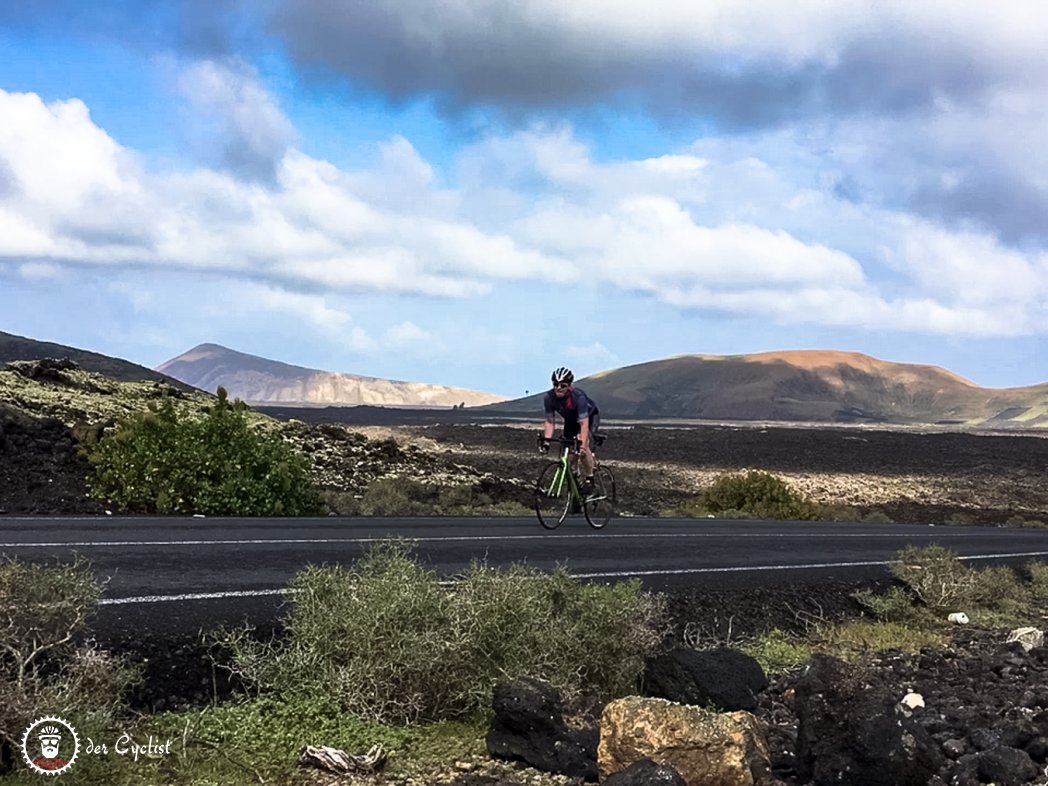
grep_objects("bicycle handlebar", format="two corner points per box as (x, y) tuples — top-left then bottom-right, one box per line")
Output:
(537, 434), (606, 448)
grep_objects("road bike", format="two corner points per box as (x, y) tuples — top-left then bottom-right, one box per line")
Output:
(534, 435), (616, 529)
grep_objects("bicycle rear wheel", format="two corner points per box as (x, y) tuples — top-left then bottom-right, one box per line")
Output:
(535, 461), (574, 529)
(583, 465), (616, 529)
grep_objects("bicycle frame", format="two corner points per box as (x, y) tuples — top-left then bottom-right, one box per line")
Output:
(545, 444), (581, 500)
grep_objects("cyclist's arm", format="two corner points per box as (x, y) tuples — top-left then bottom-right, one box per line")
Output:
(543, 416), (555, 440)
(574, 390), (593, 450)
(542, 391), (556, 440)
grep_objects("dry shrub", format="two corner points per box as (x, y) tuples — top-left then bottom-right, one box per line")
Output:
(889, 545), (976, 610)
(219, 541), (668, 724)
(968, 564), (1031, 616)
(0, 558), (138, 760)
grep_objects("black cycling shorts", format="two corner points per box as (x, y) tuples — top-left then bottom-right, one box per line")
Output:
(564, 413), (600, 440)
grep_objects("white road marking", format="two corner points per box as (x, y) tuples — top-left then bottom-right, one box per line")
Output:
(571, 550), (1048, 578)
(0, 531), (1016, 548)
(96, 550), (1048, 604)
(100, 589), (289, 605)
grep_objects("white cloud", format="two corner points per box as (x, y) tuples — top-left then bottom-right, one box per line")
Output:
(0, 85), (558, 298)
(346, 326), (377, 353)
(177, 60), (297, 181)
(17, 261), (63, 281)
(384, 320), (434, 349)
(564, 342), (620, 373)
(2, 80), (1047, 340)
(248, 286), (355, 336)
(107, 280), (154, 312)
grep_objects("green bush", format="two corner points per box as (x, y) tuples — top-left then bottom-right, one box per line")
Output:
(220, 541), (668, 724)
(0, 558), (138, 756)
(701, 471), (823, 520)
(86, 388), (320, 516)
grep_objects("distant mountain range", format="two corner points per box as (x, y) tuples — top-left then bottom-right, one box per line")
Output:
(155, 343), (507, 408)
(3, 330), (1046, 427)
(485, 350), (1048, 428)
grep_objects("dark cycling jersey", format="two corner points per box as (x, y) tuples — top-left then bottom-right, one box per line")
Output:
(543, 387), (600, 438)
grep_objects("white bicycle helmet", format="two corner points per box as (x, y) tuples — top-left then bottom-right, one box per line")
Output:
(551, 366), (574, 384)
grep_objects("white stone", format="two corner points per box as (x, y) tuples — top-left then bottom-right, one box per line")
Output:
(901, 692), (925, 710)
(1007, 627), (1045, 652)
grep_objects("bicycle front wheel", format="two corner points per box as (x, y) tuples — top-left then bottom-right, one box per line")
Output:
(535, 461), (574, 529)
(583, 465), (616, 529)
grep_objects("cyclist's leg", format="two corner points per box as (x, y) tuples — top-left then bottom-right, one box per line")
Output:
(581, 413), (599, 476)
(576, 415), (597, 488)
(563, 419), (581, 473)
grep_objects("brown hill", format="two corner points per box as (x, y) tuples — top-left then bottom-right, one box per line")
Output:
(487, 350), (1048, 427)
(0, 330), (198, 393)
(156, 343), (507, 408)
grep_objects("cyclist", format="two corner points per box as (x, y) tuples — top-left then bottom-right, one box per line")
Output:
(538, 366), (601, 492)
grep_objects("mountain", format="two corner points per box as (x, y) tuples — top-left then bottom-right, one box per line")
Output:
(485, 350), (1048, 427)
(156, 343), (508, 408)
(0, 330), (198, 393)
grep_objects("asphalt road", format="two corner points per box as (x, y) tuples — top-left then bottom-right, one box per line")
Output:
(5, 516), (1048, 639)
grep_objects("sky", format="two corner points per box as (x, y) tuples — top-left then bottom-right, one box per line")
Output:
(1, 1), (1047, 398)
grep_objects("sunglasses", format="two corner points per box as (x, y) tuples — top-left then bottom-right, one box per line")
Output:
(553, 382), (570, 389)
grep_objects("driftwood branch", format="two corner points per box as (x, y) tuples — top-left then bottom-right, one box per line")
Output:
(298, 744), (388, 775)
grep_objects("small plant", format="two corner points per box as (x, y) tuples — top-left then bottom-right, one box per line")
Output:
(966, 565), (1033, 622)
(682, 614), (749, 651)
(889, 545), (977, 610)
(820, 620), (946, 654)
(359, 477), (435, 515)
(1006, 515), (1047, 529)
(473, 500), (533, 516)
(823, 505), (862, 522)
(742, 629), (812, 676)
(861, 509), (894, 524)
(852, 586), (934, 625)
(701, 471), (823, 520)
(1028, 561), (1048, 605)
(318, 489), (362, 516)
